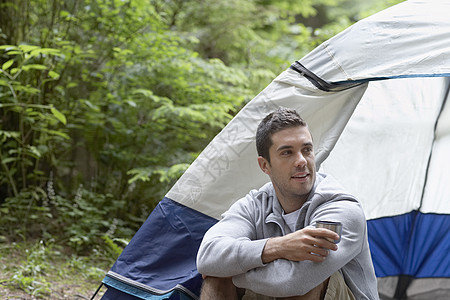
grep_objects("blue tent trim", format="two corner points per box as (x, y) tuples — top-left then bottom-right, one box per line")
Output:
(368, 211), (450, 278)
(101, 197), (218, 299)
(102, 275), (195, 300)
(102, 275), (174, 299)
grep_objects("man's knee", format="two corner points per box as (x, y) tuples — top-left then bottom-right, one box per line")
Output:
(200, 276), (242, 300)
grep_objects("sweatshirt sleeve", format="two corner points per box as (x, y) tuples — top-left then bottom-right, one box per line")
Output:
(196, 192), (268, 277)
(232, 199), (367, 297)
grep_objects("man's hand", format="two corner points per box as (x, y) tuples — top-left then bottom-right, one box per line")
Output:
(261, 227), (339, 264)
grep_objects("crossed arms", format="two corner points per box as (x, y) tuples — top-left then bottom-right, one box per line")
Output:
(196, 193), (366, 297)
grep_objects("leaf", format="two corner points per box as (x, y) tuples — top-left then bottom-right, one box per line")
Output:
(112, 238), (129, 247)
(0, 45), (17, 50)
(22, 64), (48, 71)
(27, 145), (41, 158)
(12, 85), (40, 94)
(10, 68), (20, 75)
(50, 107), (67, 125)
(18, 45), (40, 53)
(66, 82), (78, 89)
(126, 100), (137, 107)
(48, 71), (60, 79)
(0, 130), (20, 140)
(5, 50), (22, 55)
(82, 100), (101, 112)
(33, 48), (61, 56)
(46, 130), (70, 140)
(2, 59), (14, 71)
(127, 168), (153, 184)
(60, 10), (70, 18)
(132, 88), (153, 97)
(2, 157), (18, 164)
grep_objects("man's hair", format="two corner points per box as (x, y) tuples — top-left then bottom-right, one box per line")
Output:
(256, 107), (308, 162)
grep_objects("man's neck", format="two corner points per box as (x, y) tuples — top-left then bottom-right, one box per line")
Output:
(277, 194), (309, 214)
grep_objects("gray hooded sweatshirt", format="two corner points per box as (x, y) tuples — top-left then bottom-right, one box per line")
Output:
(197, 173), (379, 299)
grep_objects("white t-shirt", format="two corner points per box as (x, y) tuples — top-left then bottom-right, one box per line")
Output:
(282, 208), (301, 232)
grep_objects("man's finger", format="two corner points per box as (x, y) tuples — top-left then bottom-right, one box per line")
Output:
(310, 245), (330, 256)
(314, 237), (338, 251)
(305, 228), (340, 245)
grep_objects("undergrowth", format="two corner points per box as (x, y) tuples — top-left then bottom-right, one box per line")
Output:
(0, 177), (135, 298)
(0, 239), (121, 299)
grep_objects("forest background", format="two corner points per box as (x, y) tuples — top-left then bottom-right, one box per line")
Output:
(0, 0), (402, 298)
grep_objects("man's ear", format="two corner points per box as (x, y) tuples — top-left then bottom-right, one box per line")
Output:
(257, 156), (270, 175)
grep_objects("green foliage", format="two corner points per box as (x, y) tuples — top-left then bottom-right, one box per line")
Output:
(0, 241), (114, 298)
(7, 241), (53, 298)
(0, 0), (252, 247)
(0, 182), (131, 254)
(102, 234), (129, 260)
(0, 44), (67, 199)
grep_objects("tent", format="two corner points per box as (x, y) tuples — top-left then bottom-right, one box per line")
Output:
(98, 0), (450, 299)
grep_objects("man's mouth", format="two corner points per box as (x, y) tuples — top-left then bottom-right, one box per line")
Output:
(291, 173), (309, 180)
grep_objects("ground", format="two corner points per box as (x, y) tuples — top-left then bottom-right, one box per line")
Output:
(0, 283), (105, 300)
(0, 241), (110, 299)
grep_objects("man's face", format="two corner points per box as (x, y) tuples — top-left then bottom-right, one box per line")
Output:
(258, 126), (316, 212)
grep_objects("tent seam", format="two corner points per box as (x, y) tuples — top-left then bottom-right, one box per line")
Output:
(418, 78), (450, 211)
(321, 42), (351, 80)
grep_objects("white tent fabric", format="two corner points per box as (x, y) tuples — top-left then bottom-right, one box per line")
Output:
(321, 77), (449, 219)
(300, 0), (450, 81)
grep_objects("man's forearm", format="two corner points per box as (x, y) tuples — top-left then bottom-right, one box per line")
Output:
(261, 236), (283, 263)
(197, 237), (268, 277)
(232, 259), (332, 297)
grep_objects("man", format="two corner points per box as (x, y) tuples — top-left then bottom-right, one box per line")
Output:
(196, 107), (379, 299)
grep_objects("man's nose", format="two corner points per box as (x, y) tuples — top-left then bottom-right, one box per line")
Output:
(295, 152), (307, 167)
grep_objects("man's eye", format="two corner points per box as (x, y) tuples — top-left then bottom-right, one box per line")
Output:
(304, 148), (313, 154)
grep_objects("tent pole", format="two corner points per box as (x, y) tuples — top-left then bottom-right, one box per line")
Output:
(90, 282), (104, 300)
